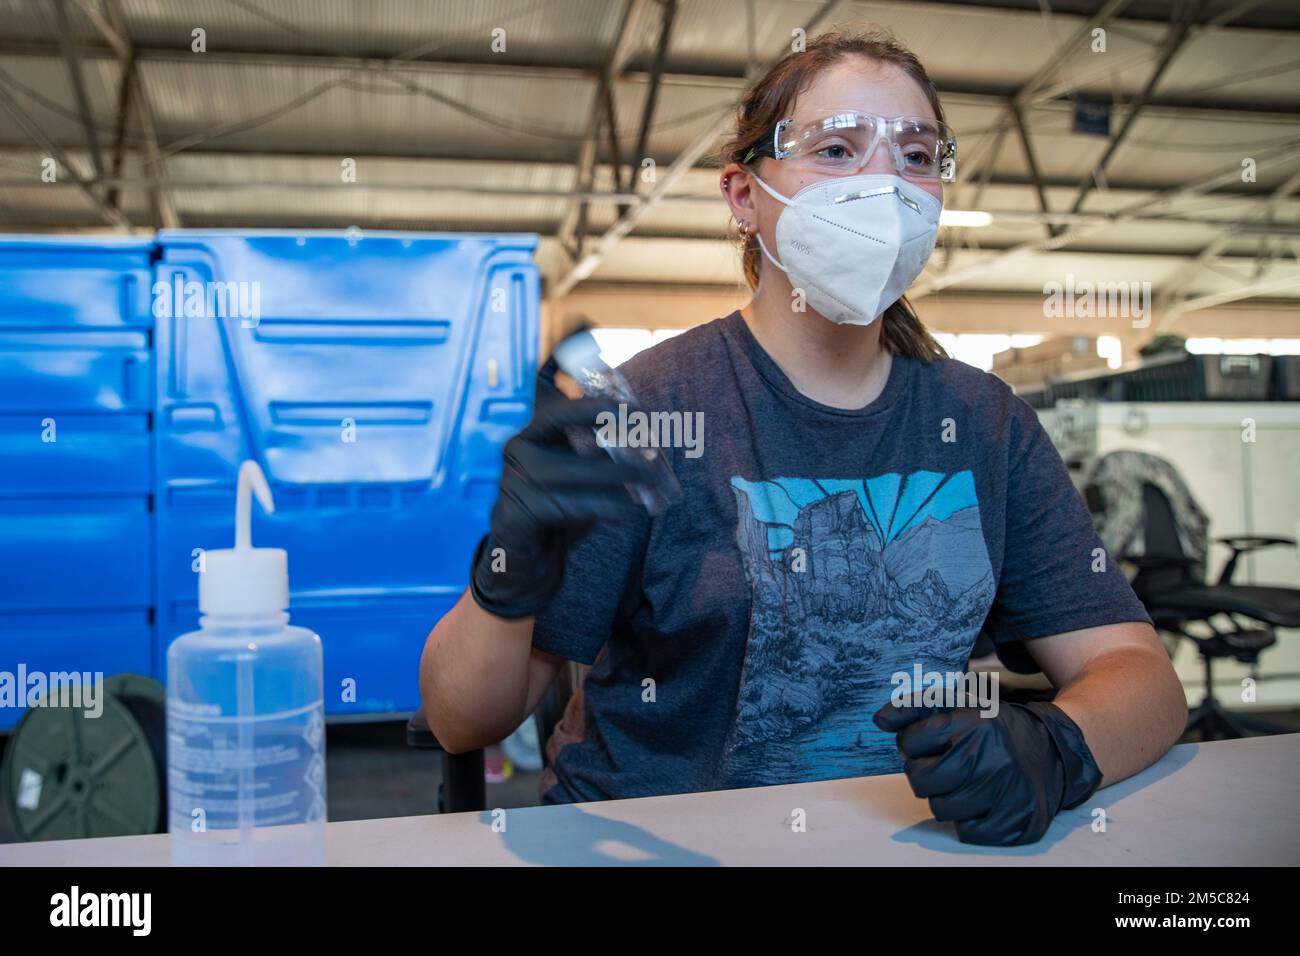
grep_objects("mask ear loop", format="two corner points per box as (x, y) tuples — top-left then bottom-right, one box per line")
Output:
(754, 232), (787, 274)
(746, 173), (794, 274)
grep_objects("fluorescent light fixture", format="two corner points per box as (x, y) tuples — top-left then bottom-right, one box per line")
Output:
(570, 254), (602, 282)
(1097, 335), (1123, 369)
(934, 333), (1041, 371)
(1186, 338), (1300, 355)
(939, 209), (993, 228)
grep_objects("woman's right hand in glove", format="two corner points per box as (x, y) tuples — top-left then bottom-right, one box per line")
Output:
(468, 353), (655, 619)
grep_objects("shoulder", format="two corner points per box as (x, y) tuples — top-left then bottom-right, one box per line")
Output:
(912, 353), (1007, 395)
(909, 354), (1040, 438)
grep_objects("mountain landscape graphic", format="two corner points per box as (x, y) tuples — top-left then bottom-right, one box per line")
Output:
(722, 471), (995, 787)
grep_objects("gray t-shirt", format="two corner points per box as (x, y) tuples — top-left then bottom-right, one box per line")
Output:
(533, 310), (1150, 803)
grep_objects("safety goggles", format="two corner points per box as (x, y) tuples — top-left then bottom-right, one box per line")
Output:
(742, 110), (957, 183)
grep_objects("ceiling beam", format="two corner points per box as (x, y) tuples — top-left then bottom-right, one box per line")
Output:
(556, 0), (660, 262)
(6, 207), (1294, 260)
(0, 80), (130, 230)
(1014, 0), (1136, 107)
(52, 0), (105, 181)
(1068, 0), (1204, 216)
(102, 0), (178, 228)
(1171, 271), (1300, 314)
(953, 0), (1288, 218)
(628, 0), (677, 217)
(905, 0), (1288, 32)
(1157, 166), (1300, 324)
(1009, 100), (1056, 239)
(2, 40), (1296, 122)
(105, 47), (136, 212)
(552, 287), (1300, 336)
(6, 173), (1297, 234)
(550, 0), (847, 298)
(1, 144), (1292, 206)
(945, 0), (1135, 253)
(913, 138), (1300, 298)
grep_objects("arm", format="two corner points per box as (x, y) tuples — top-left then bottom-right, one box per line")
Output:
(417, 353), (653, 754)
(1029, 620), (1187, 786)
(872, 386), (1183, 845)
(418, 592), (561, 753)
(872, 625), (1185, 846)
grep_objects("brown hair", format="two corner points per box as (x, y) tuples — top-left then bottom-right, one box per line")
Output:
(720, 27), (947, 360)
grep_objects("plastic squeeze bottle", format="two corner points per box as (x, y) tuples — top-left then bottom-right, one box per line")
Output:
(551, 329), (681, 515)
(166, 460), (327, 866)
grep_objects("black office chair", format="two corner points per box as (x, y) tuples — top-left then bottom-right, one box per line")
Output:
(1083, 450), (1300, 740)
(407, 662), (581, 813)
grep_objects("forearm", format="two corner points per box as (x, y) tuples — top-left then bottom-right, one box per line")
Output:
(1051, 643), (1187, 787)
(419, 589), (553, 752)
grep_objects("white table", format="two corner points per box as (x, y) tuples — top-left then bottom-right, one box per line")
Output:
(3, 735), (1296, 866)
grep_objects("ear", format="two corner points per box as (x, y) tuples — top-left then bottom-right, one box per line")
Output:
(720, 163), (760, 231)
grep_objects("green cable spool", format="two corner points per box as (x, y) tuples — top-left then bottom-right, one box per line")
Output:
(2, 673), (167, 842)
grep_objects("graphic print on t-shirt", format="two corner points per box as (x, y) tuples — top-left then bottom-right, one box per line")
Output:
(724, 471), (995, 786)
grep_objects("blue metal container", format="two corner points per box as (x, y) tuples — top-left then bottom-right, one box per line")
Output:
(0, 230), (539, 729)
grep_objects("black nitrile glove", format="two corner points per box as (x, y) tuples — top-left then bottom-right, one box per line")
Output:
(872, 696), (1103, 846)
(469, 353), (654, 619)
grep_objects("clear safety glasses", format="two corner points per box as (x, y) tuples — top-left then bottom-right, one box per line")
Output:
(742, 110), (957, 183)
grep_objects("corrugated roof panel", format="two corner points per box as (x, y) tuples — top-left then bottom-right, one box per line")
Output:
(0, 0), (1294, 305)
(118, 0), (632, 65)
(0, 0), (59, 42)
(137, 59), (596, 162)
(1156, 28), (1300, 108)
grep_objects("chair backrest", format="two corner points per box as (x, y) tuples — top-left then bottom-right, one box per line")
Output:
(1136, 481), (1198, 595)
(531, 661), (584, 769)
(1083, 449), (1210, 585)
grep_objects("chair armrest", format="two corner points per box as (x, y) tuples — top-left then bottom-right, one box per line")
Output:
(1216, 536), (1298, 585)
(406, 709), (445, 751)
(406, 709), (488, 813)
(1216, 535), (1296, 551)
(1119, 553), (1197, 570)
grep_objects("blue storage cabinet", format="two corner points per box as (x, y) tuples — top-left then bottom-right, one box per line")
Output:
(0, 230), (539, 729)
(0, 238), (158, 730)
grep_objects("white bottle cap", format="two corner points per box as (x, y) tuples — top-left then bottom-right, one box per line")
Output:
(199, 460), (289, 616)
(551, 329), (604, 381)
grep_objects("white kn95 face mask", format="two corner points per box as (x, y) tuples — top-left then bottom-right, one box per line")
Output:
(751, 172), (942, 326)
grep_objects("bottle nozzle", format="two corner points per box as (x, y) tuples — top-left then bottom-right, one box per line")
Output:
(235, 460), (275, 550)
(199, 459), (289, 616)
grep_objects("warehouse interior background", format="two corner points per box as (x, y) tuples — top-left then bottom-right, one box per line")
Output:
(1, 0), (1299, 836)
(3, 0), (1299, 353)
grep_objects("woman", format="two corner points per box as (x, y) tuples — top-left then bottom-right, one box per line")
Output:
(420, 28), (1186, 846)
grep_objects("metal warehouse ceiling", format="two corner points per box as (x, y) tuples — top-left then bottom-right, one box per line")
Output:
(1, 0), (1299, 318)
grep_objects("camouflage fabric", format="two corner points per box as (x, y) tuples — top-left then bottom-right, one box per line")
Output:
(1084, 450), (1209, 581)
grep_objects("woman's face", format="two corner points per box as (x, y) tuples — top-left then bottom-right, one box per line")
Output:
(722, 56), (945, 243)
